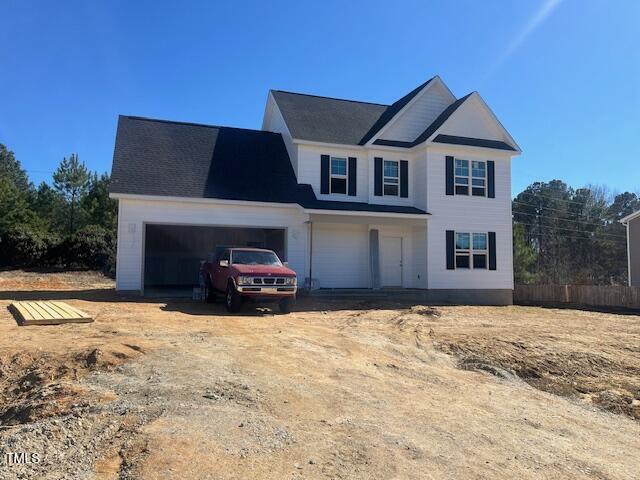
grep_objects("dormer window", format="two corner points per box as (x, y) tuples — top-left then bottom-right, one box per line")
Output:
(383, 160), (399, 196)
(330, 157), (347, 194)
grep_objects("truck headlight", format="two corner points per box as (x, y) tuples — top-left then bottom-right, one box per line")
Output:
(237, 276), (253, 285)
(284, 277), (297, 285)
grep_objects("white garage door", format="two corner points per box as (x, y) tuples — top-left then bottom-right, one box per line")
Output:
(312, 223), (369, 288)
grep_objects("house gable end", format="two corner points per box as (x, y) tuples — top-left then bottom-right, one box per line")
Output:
(377, 79), (456, 143)
(431, 93), (520, 152)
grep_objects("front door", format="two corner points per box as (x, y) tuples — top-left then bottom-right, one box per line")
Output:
(380, 236), (403, 287)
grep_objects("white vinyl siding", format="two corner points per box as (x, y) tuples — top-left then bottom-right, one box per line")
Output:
(425, 147), (513, 289)
(261, 93), (298, 175)
(115, 198), (308, 292)
(297, 145), (368, 202)
(378, 81), (454, 142)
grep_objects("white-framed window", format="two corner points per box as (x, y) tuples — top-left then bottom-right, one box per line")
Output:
(455, 232), (488, 269)
(330, 157), (347, 194)
(455, 159), (486, 196)
(383, 160), (399, 196)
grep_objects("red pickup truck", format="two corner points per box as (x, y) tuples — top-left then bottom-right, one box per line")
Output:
(200, 247), (297, 313)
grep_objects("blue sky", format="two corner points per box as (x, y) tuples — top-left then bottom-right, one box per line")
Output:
(1, 0), (638, 196)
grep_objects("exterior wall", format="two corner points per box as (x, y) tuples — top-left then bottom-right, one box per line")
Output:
(378, 82), (454, 142)
(629, 217), (640, 287)
(366, 148), (416, 208)
(297, 144), (369, 203)
(115, 198), (309, 292)
(262, 93), (299, 175)
(424, 145), (514, 290)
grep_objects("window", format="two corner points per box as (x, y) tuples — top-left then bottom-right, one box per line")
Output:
(454, 159), (486, 196)
(454, 159), (469, 195)
(330, 157), (347, 194)
(472, 233), (488, 268)
(383, 160), (399, 196)
(471, 161), (486, 196)
(455, 232), (488, 269)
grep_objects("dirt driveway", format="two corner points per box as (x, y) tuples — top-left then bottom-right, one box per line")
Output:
(0, 271), (639, 479)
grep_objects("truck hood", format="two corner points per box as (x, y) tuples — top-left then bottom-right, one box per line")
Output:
(232, 264), (296, 277)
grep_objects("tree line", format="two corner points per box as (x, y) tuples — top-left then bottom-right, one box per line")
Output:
(0, 144), (117, 272)
(513, 180), (639, 285)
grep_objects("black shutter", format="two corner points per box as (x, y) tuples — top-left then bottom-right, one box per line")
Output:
(400, 160), (408, 198)
(446, 230), (455, 270)
(487, 160), (495, 198)
(321, 155), (330, 194)
(374, 157), (383, 196)
(348, 157), (357, 196)
(445, 156), (454, 195)
(488, 231), (497, 270)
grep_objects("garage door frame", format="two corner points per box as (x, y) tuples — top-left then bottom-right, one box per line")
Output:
(141, 221), (289, 293)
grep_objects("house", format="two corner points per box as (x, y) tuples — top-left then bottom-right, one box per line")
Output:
(109, 76), (521, 304)
(621, 210), (640, 286)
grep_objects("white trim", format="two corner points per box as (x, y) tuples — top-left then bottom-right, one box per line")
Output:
(366, 76), (456, 146)
(293, 138), (419, 153)
(109, 193), (302, 210)
(620, 210), (640, 224)
(110, 193), (430, 220)
(627, 223), (632, 286)
(303, 208), (429, 220)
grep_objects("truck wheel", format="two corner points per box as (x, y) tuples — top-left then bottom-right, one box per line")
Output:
(279, 298), (294, 314)
(225, 284), (242, 313)
(205, 278), (216, 303)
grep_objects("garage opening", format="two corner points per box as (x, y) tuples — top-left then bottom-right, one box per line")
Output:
(143, 224), (286, 296)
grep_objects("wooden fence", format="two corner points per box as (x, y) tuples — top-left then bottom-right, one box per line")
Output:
(514, 284), (640, 310)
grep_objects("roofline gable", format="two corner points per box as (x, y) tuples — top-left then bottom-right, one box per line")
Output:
(620, 210), (640, 224)
(360, 76), (453, 146)
(423, 91), (521, 153)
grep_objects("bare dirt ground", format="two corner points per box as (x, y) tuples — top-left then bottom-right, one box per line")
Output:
(0, 270), (639, 480)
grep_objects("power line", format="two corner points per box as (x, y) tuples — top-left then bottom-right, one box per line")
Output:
(516, 230), (626, 244)
(513, 191), (601, 207)
(513, 210), (615, 229)
(514, 221), (626, 240)
(512, 200), (611, 216)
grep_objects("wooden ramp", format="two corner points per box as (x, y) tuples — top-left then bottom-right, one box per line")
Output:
(10, 301), (93, 326)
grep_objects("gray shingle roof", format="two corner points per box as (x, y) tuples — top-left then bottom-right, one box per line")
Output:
(272, 78), (437, 146)
(271, 90), (388, 145)
(110, 115), (428, 216)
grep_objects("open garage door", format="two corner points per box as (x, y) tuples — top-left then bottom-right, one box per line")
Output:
(143, 224), (286, 294)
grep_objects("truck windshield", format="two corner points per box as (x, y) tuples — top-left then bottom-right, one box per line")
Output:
(231, 251), (282, 266)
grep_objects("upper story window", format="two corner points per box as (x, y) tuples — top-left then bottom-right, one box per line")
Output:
(455, 159), (486, 196)
(455, 232), (488, 269)
(383, 160), (399, 196)
(330, 157), (347, 194)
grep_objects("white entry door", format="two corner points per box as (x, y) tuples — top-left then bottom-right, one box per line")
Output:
(380, 236), (403, 287)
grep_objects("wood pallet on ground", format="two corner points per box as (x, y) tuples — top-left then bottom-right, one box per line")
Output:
(9, 301), (93, 326)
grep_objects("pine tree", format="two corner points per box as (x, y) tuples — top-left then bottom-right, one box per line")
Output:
(52, 153), (90, 234)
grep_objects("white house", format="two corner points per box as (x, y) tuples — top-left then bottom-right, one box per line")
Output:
(109, 76), (521, 304)
(621, 210), (640, 286)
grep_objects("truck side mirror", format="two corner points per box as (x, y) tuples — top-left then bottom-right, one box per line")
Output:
(283, 262), (289, 267)
(219, 259), (229, 268)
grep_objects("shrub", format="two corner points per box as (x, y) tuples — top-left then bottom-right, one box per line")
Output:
(66, 225), (115, 271)
(0, 225), (53, 267)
